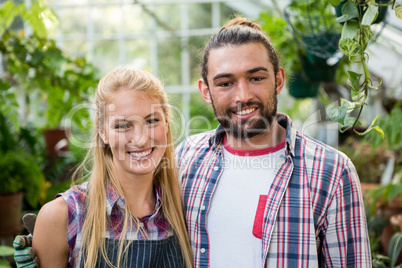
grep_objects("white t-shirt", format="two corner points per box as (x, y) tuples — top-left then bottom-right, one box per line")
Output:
(207, 136), (285, 267)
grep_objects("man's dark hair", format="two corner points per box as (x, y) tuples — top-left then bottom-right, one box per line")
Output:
(201, 17), (279, 87)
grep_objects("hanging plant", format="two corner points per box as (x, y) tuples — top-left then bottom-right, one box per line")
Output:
(327, 0), (402, 137)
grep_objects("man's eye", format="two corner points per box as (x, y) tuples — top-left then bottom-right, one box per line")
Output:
(218, 82), (232, 87)
(251, 77), (264, 82)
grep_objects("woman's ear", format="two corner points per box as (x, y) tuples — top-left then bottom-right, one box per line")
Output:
(98, 130), (109, 144)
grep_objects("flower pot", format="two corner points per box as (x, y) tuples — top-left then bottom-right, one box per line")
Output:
(335, 0), (389, 24)
(288, 72), (321, 99)
(0, 192), (24, 236)
(300, 54), (339, 82)
(43, 128), (71, 156)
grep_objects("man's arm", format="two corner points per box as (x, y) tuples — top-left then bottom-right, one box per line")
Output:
(321, 159), (372, 267)
(32, 197), (70, 267)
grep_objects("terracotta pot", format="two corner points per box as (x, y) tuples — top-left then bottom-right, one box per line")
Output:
(43, 128), (71, 156)
(0, 192), (24, 236)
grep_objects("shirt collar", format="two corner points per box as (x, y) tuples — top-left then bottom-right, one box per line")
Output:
(208, 113), (296, 157)
(105, 183), (162, 216)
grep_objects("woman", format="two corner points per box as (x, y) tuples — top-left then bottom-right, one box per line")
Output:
(32, 68), (193, 267)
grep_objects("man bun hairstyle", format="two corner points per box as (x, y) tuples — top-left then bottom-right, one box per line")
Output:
(201, 16), (279, 87)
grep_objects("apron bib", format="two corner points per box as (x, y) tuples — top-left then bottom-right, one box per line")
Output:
(80, 235), (183, 268)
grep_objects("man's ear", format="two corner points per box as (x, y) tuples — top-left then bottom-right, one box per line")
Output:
(98, 130), (109, 144)
(198, 79), (212, 104)
(275, 67), (286, 95)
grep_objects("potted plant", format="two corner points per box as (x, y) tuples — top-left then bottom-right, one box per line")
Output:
(284, 0), (343, 82)
(0, 1), (100, 156)
(0, 111), (47, 236)
(259, 8), (322, 99)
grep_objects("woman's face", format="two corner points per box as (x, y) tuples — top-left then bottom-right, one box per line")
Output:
(100, 89), (168, 179)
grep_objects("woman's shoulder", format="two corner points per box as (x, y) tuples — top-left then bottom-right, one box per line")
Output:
(56, 181), (88, 202)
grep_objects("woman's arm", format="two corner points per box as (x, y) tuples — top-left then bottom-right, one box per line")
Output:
(32, 197), (70, 267)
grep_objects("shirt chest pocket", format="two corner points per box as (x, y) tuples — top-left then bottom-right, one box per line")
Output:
(252, 195), (267, 239)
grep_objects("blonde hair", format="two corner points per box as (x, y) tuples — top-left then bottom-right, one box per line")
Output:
(75, 68), (193, 267)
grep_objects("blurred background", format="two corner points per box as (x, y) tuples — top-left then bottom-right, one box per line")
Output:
(0, 0), (401, 266)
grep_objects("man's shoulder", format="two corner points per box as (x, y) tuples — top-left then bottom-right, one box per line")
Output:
(177, 130), (216, 151)
(294, 130), (350, 163)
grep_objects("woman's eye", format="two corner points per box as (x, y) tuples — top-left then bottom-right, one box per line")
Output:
(147, 118), (160, 125)
(115, 124), (129, 129)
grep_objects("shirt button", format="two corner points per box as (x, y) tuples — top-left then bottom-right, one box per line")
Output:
(200, 205), (206, 211)
(139, 222), (144, 228)
(213, 166), (219, 171)
(201, 248), (206, 253)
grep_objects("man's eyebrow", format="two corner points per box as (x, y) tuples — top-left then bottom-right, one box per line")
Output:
(212, 73), (233, 81)
(246, 67), (269, 74)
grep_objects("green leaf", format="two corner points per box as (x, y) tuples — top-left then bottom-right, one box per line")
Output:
(341, 20), (359, 40)
(329, 0), (342, 6)
(0, 79), (11, 91)
(339, 38), (361, 57)
(347, 70), (362, 99)
(0, 259), (11, 268)
(326, 102), (349, 125)
(0, 1), (24, 36)
(373, 126), (384, 139)
(395, 5), (402, 19)
(342, 1), (359, 20)
(343, 117), (361, 126)
(0, 245), (14, 257)
(340, 98), (358, 113)
(389, 233), (402, 267)
(360, 25), (372, 51)
(362, 5), (378, 25)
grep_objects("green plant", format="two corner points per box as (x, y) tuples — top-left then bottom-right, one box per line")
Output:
(361, 103), (402, 213)
(0, 151), (46, 208)
(0, 245), (14, 268)
(0, 0), (100, 131)
(326, 0), (402, 137)
(0, 112), (47, 208)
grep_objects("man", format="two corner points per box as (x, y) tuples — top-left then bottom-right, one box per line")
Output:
(14, 17), (371, 268)
(175, 17), (371, 267)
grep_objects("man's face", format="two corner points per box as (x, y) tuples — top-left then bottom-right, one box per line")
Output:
(199, 43), (284, 139)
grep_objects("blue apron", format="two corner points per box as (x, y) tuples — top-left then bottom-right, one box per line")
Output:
(80, 235), (183, 268)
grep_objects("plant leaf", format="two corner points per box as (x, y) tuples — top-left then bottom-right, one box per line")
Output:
(389, 233), (402, 267)
(360, 26), (372, 51)
(362, 5), (378, 25)
(373, 126), (384, 139)
(0, 245), (14, 257)
(329, 0), (342, 6)
(343, 117), (361, 126)
(336, 1), (359, 23)
(339, 38), (361, 57)
(341, 20), (359, 40)
(326, 102), (349, 125)
(395, 5), (402, 19)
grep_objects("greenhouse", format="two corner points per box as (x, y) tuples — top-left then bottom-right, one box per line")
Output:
(0, 0), (401, 267)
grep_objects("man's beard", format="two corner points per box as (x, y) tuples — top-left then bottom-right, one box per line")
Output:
(210, 90), (278, 139)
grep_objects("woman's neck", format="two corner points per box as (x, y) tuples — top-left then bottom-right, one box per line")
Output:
(115, 170), (156, 218)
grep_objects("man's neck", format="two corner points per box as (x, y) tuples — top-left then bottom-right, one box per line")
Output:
(225, 120), (286, 151)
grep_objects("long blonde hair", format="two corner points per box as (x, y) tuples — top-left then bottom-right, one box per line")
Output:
(75, 68), (193, 267)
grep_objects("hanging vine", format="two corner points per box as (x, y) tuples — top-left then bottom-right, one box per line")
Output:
(327, 0), (402, 137)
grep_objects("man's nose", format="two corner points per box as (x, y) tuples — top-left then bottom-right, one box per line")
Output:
(234, 80), (253, 104)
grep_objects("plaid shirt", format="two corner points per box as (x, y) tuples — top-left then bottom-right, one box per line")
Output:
(57, 182), (171, 267)
(176, 114), (371, 268)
